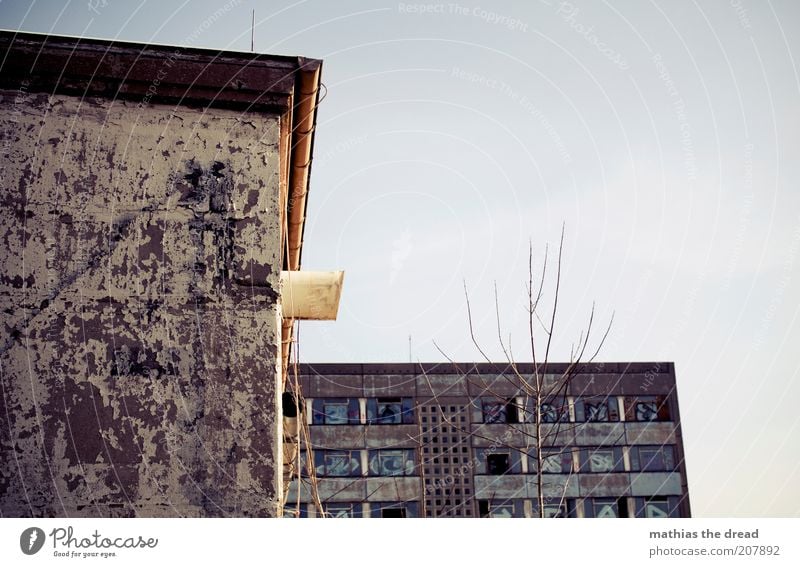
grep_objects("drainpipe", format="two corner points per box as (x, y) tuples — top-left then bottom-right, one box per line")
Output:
(281, 59), (321, 510)
(281, 59), (321, 379)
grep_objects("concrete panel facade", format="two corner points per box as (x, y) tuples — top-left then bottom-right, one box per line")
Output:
(289, 362), (691, 518)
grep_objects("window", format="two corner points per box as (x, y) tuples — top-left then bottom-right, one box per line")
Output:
(366, 397), (414, 424)
(475, 449), (523, 475)
(586, 497), (628, 518)
(522, 397), (570, 423)
(368, 449), (415, 476)
(370, 502), (419, 518)
(629, 445), (676, 472)
(529, 447), (573, 474)
(481, 398), (519, 424)
(635, 496), (678, 518)
(580, 447), (625, 473)
(297, 450), (310, 477)
(323, 502), (363, 518)
(312, 398), (360, 425)
(487, 454), (510, 475)
(478, 499), (524, 518)
(283, 504), (307, 518)
(314, 450), (362, 477)
(535, 498), (577, 518)
(574, 396), (620, 422)
(627, 396), (670, 421)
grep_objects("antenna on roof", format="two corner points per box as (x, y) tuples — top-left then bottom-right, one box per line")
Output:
(250, 9), (255, 52)
(408, 335), (412, 363)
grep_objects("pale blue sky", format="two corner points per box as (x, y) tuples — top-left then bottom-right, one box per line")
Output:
(2, 0), (799, 517)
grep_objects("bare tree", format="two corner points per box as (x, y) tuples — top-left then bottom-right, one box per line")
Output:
(431, 225), (614, 518)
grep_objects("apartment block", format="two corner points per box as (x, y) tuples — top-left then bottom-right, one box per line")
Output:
(288, 362), (691, 518)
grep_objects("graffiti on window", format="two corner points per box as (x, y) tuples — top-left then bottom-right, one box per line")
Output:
(312, 398), (360, 425)
(314, 450), (362, 477)
(367, 397), (414, 424)
(368, 449), (415, 476)
(575, 396), (620, 422)
(581, 447), (624, 473)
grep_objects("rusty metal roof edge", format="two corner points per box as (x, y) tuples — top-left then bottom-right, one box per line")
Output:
(0, 30), (323, 111)
(0, 29), (320, 70)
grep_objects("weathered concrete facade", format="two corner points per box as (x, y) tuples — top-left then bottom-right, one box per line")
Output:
(0, 32), (322, 517)
(289, 362), (691, 518)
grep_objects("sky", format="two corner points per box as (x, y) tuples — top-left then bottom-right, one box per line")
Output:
(1, 0), (799, 518)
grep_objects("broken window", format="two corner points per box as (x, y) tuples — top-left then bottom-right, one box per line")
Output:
(629, 445), (676, 472)
(574, 396), (620, 422)
(580, 447), (625, 473)
(529, 447), (573, 474)
(475, 449), (523, 475)
(481, 398), (519, 424)
(626, 395), (671, 421)
(618, 497), (629, 518)
(312, 398), (360, 425)
(370, 502), (419, 518)
(487, 453), (510, 475)
(314, 450), (362, 477)
(366, 397), (414, 424)
(368, 449), (415, 476)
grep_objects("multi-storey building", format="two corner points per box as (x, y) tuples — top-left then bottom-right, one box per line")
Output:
(287, 362), (691, 518)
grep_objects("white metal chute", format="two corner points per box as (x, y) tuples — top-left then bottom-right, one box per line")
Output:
(280, 270), (344, 320)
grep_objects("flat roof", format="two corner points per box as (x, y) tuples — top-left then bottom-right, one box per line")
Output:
(0, 29), (321, 112)
(298, 362), (675, 375)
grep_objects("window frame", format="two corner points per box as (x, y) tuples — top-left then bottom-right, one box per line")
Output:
(626, 395), (671, 422)
(367, 448), (416, 477)
(580, 446), (626, 473)
(629, 444), (676, 472)
(311, 398), (361, 425)
(574, 396), (620, 422)
(475, 448), (524, 475)
(529, 447), (574, 474)
(314, 449), (362, 477)
(366, 397), (415, 425)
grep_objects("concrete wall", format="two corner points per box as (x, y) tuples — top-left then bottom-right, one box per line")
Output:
(0, 91), (283, 517)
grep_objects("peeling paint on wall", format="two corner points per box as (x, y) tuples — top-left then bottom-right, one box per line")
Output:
(1, 92), (283, 517)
